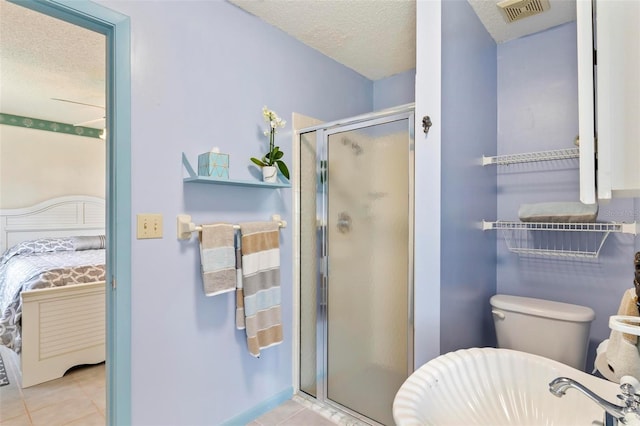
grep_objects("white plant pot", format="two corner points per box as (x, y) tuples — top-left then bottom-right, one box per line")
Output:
(262, 166), (277, 183)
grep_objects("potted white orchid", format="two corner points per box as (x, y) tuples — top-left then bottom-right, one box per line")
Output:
(250, 106), (290, 182)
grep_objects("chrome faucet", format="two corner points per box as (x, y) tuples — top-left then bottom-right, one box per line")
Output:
(549, 376), (640, 425)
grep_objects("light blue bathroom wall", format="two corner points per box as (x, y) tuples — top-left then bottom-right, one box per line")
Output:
(438, 0), (498, 353)
(96, 1), (372, 424)
(372, 69), (415, 111)
(496, 21), (639, 370)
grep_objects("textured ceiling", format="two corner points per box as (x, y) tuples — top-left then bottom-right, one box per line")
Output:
(230, 0), (576, 80)
(229, 0), (417, 81)
(0, 0), (576, 127)
(0, 0), (105, 128)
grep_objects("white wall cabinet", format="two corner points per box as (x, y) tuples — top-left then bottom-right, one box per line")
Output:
(578, 0), (640, 203)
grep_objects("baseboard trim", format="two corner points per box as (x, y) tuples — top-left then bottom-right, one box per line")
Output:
(222, 387), (294, 425)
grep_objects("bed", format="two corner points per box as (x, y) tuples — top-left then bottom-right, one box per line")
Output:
(0, 195), (106, 387)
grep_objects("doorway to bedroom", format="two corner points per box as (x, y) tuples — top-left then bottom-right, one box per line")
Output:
(0, 0), (131, 424)
(0, 0), (107, 421)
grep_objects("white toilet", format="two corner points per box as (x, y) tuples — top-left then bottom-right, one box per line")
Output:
(490, 294), (596, 370)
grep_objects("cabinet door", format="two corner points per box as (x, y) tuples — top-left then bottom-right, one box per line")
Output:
(595, 0), (640, 199)
(577, 0), (596, 204)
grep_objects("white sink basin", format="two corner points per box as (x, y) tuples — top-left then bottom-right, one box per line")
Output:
(393, 347), (620, 426)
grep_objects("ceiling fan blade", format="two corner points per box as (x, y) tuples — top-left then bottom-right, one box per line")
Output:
(51, 98), (105, 109)
(74, 117), (105, 127)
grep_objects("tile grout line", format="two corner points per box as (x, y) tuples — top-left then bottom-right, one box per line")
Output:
(274, 404), (308, 425)
(73, 370), (106, 418)
(59, 410), (101, 426)
(23, 398), (34, 425)
(2, 354), (105, 426)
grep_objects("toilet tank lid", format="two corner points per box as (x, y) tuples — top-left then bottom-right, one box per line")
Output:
(490, 294), (595, 322)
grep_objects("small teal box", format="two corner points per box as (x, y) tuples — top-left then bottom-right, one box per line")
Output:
(198, 152), (229, 179)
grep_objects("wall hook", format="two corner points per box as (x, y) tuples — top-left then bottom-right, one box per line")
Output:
(422, 115), (432, 135)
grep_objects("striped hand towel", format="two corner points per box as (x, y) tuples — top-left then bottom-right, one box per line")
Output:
(239, 221), (283, 357)
(199, 223), (236, 296)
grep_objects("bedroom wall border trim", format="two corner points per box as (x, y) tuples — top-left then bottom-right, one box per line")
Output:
(0, 113), (103, 138)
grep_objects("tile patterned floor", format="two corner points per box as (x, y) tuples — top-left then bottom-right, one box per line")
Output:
(248, 395), (371, 426)
(0, 347), (369, 426)
(248, 399), (338, 426)
(0, 346), (105, 426)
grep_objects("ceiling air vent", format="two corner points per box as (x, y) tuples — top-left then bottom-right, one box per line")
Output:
(497, 0), (550, 23)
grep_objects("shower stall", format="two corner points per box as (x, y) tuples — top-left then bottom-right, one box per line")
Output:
(297, 105), (415, 425)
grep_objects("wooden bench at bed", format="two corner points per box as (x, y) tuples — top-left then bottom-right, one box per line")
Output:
(0, 195), (106, 387)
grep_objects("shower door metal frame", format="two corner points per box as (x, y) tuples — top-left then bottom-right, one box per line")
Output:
(300, 106), (415, 424)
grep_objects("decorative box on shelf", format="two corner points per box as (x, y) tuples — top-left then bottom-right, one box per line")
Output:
(198, 148), (229, 179)
(182, 153), (290, 188)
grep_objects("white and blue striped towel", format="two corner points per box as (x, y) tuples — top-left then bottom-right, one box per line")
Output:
(199, 223), (236, 296)
(238, 221), (282, 357)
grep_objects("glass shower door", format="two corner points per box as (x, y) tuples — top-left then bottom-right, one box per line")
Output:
(324, 117), (412, 425)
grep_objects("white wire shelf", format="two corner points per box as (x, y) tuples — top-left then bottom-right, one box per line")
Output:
(482, 220), (638, 258)
(482, 148), (580, 166)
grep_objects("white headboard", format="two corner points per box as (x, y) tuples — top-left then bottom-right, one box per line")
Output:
(0, 195), (106, 253)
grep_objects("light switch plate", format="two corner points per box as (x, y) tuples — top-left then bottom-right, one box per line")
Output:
(137, 213), (163, 239)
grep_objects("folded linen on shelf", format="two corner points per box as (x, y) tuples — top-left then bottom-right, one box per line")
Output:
(518, 201), (598, 223)
(239, 221), (283, 357)
(198, 223), (236, 296)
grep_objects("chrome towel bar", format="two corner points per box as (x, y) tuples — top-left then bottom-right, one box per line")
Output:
(176, 214), (286, 240)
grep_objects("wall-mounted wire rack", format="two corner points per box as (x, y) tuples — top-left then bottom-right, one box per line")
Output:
(482, 220), (638, 258)
(482, 148), (580, 166)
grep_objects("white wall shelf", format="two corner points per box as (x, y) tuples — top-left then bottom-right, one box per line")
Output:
(182, 153), (290, 189)
(482, 148), (579, 166)
(482, 220), (638, 258)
